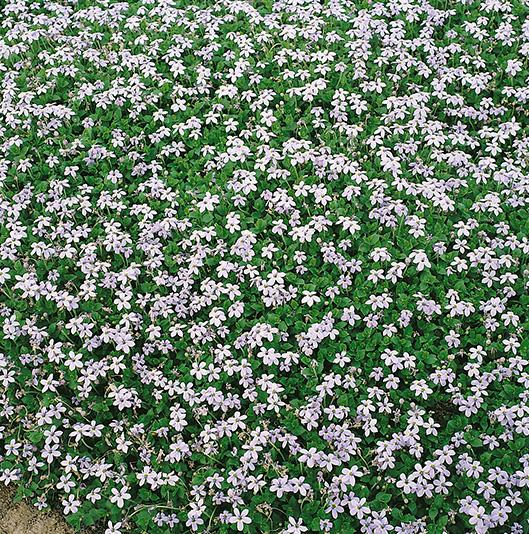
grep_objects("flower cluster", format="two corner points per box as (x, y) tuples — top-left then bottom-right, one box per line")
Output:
(1, 0), (529, 532)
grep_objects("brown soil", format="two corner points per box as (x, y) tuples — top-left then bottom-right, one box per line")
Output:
(0, 486), (75, 534)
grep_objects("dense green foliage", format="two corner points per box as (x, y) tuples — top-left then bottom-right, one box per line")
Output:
(1, 0), (529, 532)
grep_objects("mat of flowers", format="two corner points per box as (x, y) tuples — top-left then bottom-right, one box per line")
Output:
(1, 0), (529, 532)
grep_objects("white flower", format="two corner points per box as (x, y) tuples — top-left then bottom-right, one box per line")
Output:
(62, 494), (80, 515)
(229, 508), (252, 531)
(110, 486), (131, 509)
(283, 517), (308, 534)
(410, 379), (433, 399)
(197, 192), (220, 212)
(301, 290), (320, 307)
(105, 521), (122, 534)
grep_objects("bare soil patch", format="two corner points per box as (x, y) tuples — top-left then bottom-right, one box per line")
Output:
(0, 486), (74, 534)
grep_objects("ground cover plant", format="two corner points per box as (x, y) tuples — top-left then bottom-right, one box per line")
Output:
(1, 0), (529, 532)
